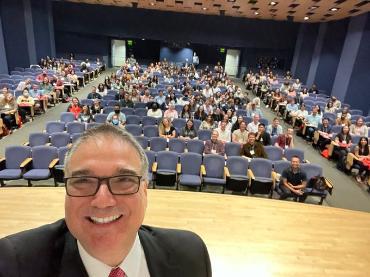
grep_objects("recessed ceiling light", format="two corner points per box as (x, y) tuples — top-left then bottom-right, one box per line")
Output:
(202, 7), (207, 10)
(254, 11), (259, 15)
(150, 2), (155, 6)
(310, 6), (319, 10)
(304, 16), (309, 20)
(330, 7), (339, 11)
(269, 1), (278, 6)
(142, 38), (146, 40)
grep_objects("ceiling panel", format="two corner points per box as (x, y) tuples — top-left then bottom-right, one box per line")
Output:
(64, 0), (370, 23)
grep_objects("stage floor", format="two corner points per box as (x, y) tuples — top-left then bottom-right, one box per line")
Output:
(1, 188), (369, 276)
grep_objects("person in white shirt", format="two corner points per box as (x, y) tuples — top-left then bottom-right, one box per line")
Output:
(247, 114), (260, 133)
(202, 84), (213, 98)
(147, 103), (162, 118)
(216, 120), (231, 143)
(163, 103), (179, 121)
(0, 125), (211, 277)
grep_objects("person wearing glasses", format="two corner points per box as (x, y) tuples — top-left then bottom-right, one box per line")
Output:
(0, 124), (211, 277)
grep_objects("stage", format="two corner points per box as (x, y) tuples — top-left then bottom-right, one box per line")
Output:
(1, 188), (369, 276)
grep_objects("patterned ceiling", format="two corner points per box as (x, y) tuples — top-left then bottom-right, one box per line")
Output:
(66, 0), (370, 22)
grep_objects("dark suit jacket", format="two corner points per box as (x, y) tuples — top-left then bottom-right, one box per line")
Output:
(0, 219), (211, 277)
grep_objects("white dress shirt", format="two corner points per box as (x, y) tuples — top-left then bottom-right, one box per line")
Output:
(78, 234), (150, 277)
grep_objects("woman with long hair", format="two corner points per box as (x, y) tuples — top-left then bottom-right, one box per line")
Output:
(158, 117), (176, 139)
(199, 114), (214, 130)
(179, 119), (197, 141)
(351, 137), (370, 184)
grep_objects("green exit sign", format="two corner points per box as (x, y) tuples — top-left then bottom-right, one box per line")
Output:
(220, 48), (225, 53)
(127, 40), (133, 47)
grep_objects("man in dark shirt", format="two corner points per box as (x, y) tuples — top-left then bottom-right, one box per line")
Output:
(86, 86), (102, 100)
(119, 93), (134, 108)
(204, 130), (225, 156)
(279, 156), (307, 202)
(255, 123), (271, 146)
(240, 132), (267, 159)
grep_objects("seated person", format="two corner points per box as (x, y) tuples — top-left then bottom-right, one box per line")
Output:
(246, 102), (263, 117)
(348, 137), (370, 184)
(147, 102), (162, 118)
(304, 107), (321, 141)
(179, 119), (197, 141)
(279, 156), (307, 202)
(315, 118), (333, 151)
(240, 132), (267, 159)
(181, 104), (192, 120)
(330, 125), (352, 167)
(90, 99), (103, 115)
(204, 130), (225, 155)
(158, 117), (176, 139)
(293, 104), (308, 128)
(119, 93), (134, 108)
(335, 113), (351, 127)
(87, 86), (102, 100)
(78, 105), (93, 123)
(232, 121), (248, 145)
(16, 88), (35, 122)
(216, 120), (231, 143)
(29, 84), (47, 112)
(275, 128), (294, 149)
(163, 104), (179, 121)
(199, 115), (215, 130)
(247, 114), (260, 133)
(350, 117), (368, 137)
(337, 107), (351, 120)
(0, 93), (18, 131)
(106, 104), (126, 128)
(285, 99), (298, 124)
(266, 118), (283, 137)
(67, 97), (82, 120)
(255, 123), (271, 146)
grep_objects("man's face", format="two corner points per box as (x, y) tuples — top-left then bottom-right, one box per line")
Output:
(248, 135), (255, 145)
(287, 128), (293, 137)
(291, 157), (300, 170)
(273, 119), (279, 127)
(258, 125), (265, 133)
(211, 131), (218, 141)
(253, 115), (259, 123)
(65, 136), (147, 259)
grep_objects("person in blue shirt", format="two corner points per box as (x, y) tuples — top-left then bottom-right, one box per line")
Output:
(304, 107), (322, 142)
(285, 98), (298, 124)
(154, 90), (166, 110)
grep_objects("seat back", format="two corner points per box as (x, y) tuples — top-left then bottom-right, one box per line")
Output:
(28, 133), (49, 147)
(46, 121), (65, 134)
(126, 115), (141, 125)
(142, 116), (157, 126)
(226, 156), (249, 177)
(86, 122), (102, 129)
(168, 138), (186, 153)
(250, 158), (273, 178)
(203, 154), (225, 178)
(198, 130), (212, 141)
(94, 113), (108, 123)
(58, 146), (69, 166)
(50, 132), (71, 148)
(31, 146), (58, 169)
(60, 112), (75, 123)
(5, 146), (31, 169)
(134, 108), (148, 118)
(125, 124), (142, 136)
(143, 125), (159, 138)
(156, 151), (178, 171)
(180, 153), (202, 175)
(265, 146), (283, 161)
(145, 150), (156, 173)
(172, 118), (186, 130)
(150, 137), (167, 152)
(225, 142), (241, 157)
(121, 107), (134, 115)
(273, 160), (291, 175)
(66, 122), (86, 134)
(300, 163), (323, 181)
(186, 140), (205, 154)
(284, 148), (304, 162)
(135, 136), (149, 150)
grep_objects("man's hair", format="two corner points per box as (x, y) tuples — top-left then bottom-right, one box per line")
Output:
(258, 123), (265, 128)
(64, 124), (148, 180)
(248, 132), (256, 138)
(291, 155), (301, 162)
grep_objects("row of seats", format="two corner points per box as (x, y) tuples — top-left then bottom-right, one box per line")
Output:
(145, 151), (331, 204)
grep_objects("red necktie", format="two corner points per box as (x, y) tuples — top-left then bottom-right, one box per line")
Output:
(108, 267), (126, 277)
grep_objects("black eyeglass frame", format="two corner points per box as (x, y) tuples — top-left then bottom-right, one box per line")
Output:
(64, 174), (142, 197)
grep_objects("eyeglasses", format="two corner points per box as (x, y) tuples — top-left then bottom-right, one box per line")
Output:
(64, 175), (142, 197)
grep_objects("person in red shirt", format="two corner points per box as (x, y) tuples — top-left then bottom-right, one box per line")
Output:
(67, 97), (82, 119)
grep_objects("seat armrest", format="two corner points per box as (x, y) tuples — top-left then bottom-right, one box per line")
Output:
(20, 158), (32, 168)
(200, 165), (206, 176)
(324, 177), (334, 195)
(0, 158), (5, 170)
(177, 163), (181, 174)
(248, 169), (255, 179)
(49, 158), (59, 169)
(224, 167), (229, 178)
(224, 166), (230, 177)
(152, 162), (157, 173)
(23, 142), (30, 146)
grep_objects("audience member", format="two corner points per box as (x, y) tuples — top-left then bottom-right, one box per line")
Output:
(163, 104), (178, 121)
(67, 97), (82, 120)
(0, 93), (18, 131)
(247, 114), (260, 133)
(350, 117), (368, 137)
(179, 119), (197, 141)
(255, 123), (271, 146)
(266, 118), (283, 137)
(106, 104), (126, 128)
(199, 115), (215, 130)
(147, 102), (162, 118)
(232, 121), (248, 144)
(90, 99), (103, 115)
(87, 86), (102, 100)
(304, 107), (321, 141)
(204, 130), (225, 155)
(16, 88), (35, 122)
(216, 120), (231, 143)
(158, 117), (176, 139)
(78, 105), (93, 123)
(240, 132), (267, 159)
(275, 128), (294, 149)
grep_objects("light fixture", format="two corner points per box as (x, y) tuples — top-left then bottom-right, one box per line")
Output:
(304, 16), (309, 20)
(330, 7), (338, 11)
(310, 6), (319, 10)
(150, 2), (155, 6)
(254, 11), (259, 15)
(269, 1), (278, 6)
(202, 7), (207, 10)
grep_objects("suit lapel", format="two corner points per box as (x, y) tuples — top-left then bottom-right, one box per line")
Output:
(139, 226), (180, 277)
(58, 232), (88, 277)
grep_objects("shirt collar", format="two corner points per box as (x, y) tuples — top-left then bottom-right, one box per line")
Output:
(78, 233), (143, 277)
